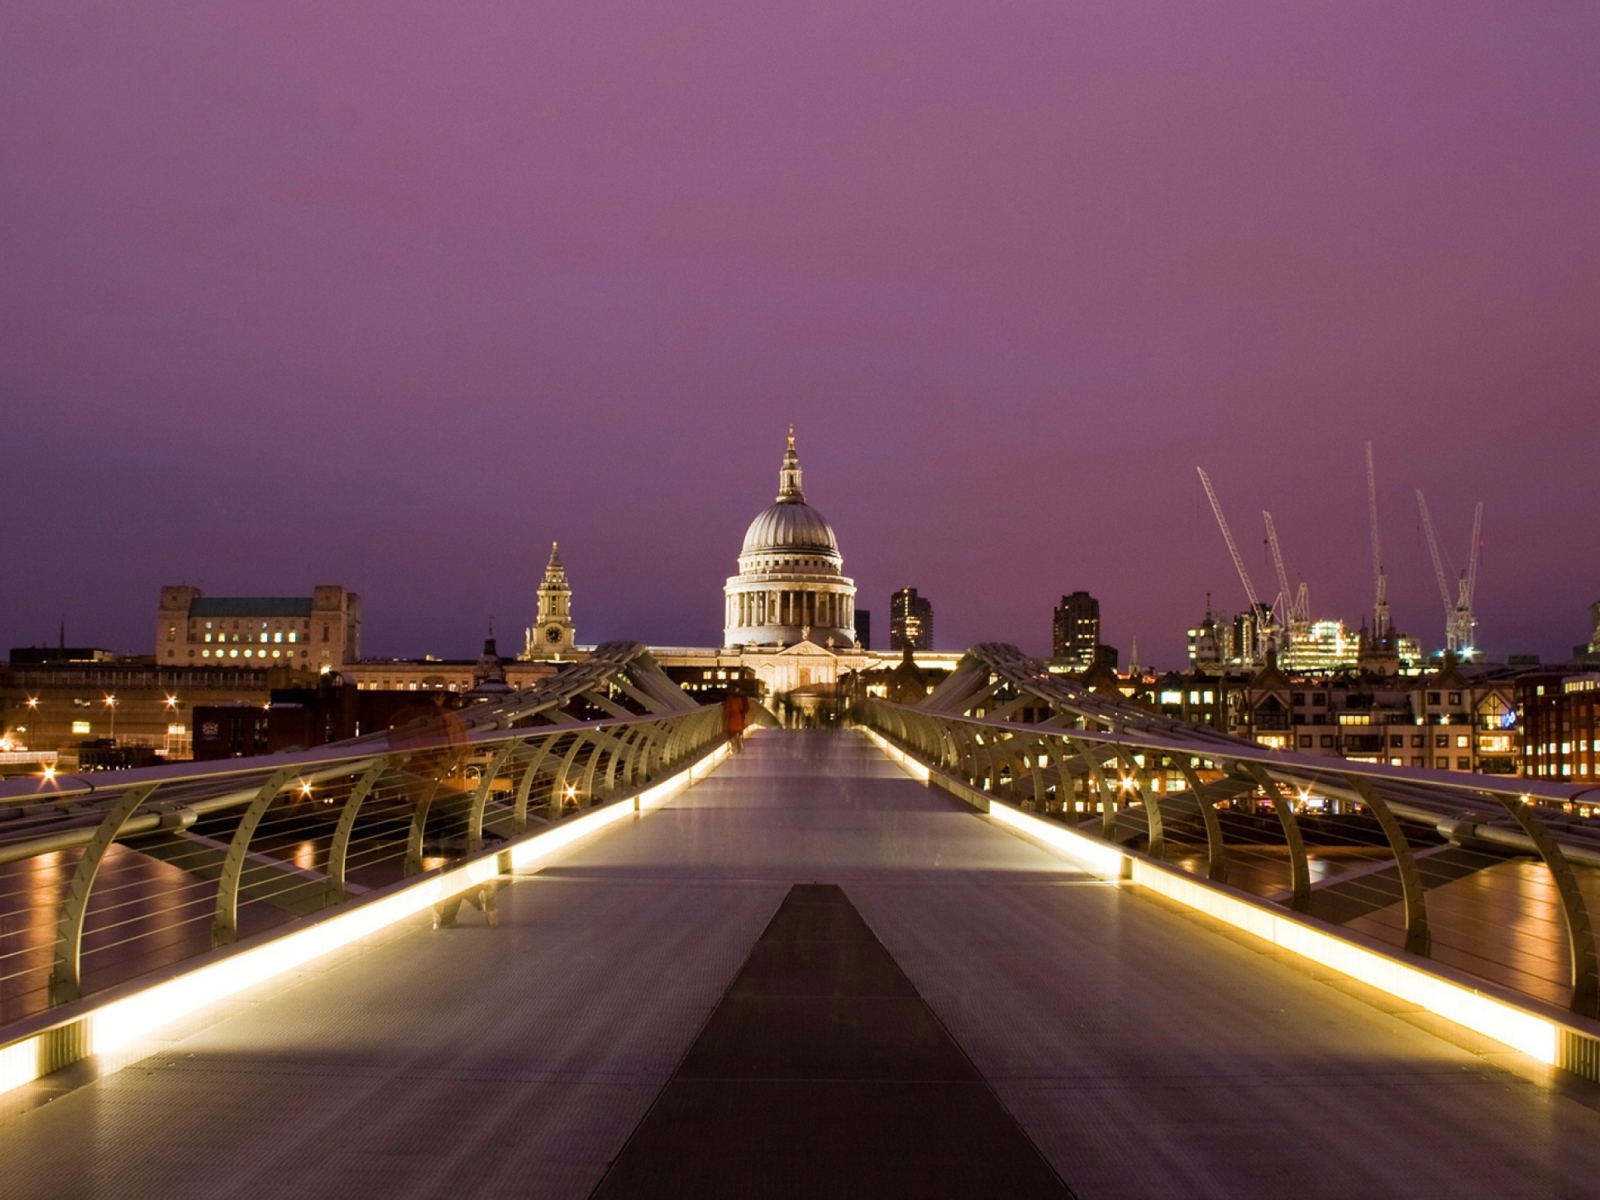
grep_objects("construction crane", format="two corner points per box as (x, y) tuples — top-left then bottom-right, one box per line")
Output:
(1197, 468), (1272, 664)
(1461, 500), (1484, 655)
(1262, 510), (1309, 644)
(1365, 442), (1389, 637)
(1416, 491), (1485, 657)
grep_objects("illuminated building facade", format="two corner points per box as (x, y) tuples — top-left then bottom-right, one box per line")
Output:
(1052, 591), (1100, 668)
(723, 431), (857, 650)
(157, 585), (361, 670)
(1520, 671), (1600, 782)
(890, 587), (933, 651)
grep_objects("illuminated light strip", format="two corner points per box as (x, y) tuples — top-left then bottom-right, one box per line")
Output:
(863, 723), (1573, 1071)
(0, 738), (735, 1097)
(862, 726), (1120, 876)
(0, 1036), (39, 1095)
(858, 727), (931, 782)
(984, 800), (1127, 879)
(637, 738), (735, 811)
(1129, 860), (1559, 1065)
(507, 794), (637, 872)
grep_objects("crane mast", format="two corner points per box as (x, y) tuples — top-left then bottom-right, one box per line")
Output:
(1262, 511), (1308, 642)
(1458, 501), (1483, 655)
(1416, 490), (1455, 651)
(1197, 468), (1271, 664)
(1416, 491), (1484, 658)
(1365, 442), (1389, 636)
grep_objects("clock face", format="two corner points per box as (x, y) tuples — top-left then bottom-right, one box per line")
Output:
(545, 626), (563, 643)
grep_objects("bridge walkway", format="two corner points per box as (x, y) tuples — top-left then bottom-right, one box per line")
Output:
(1, 730), (1598, 1197)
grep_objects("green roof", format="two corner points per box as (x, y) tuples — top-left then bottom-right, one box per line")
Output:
(188, 597), (313, 618)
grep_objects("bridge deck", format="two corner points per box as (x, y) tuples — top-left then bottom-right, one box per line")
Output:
(2, 730), (1598, 1198)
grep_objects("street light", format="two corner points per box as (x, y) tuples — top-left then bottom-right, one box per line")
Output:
(104, 695), (118, 742)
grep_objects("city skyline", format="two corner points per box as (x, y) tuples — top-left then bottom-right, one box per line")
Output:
(4, 2), (1598, 665)
(6, 437), (1595, 670)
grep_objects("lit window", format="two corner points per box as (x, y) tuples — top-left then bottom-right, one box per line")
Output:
(230, 650), (239, 658)
(288, 632), (296, 642)
(1456, 735), (1469, 748)
(72, 720), (91, 734)
(272, 650), (281, 658)
(274, 633), (282, 642)
(203, 650), (210, 658)
(260, 634), (268, 643)
(204, 634), (212, 642)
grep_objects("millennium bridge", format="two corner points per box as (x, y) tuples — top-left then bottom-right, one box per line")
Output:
(1, 642), (1599, 1197)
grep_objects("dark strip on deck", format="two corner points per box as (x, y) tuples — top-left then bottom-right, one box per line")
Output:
(590, 883), (1073, 1199)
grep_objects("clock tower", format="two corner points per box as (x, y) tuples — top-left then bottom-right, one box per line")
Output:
(526, 542), (576, 660)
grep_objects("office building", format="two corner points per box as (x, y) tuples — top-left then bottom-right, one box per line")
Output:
(889, 588), (933, 651)
(1052, 592), (1100, 669)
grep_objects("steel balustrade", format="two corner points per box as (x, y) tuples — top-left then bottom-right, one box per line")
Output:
(855, 643), (1600, 1022)
(0, 643), (728, 1024)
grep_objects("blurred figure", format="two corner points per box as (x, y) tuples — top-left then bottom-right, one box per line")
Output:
(721, 689), (749, 752)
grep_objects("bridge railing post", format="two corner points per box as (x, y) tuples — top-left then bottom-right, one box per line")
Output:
(1177, 759), (1228, 883)
(512, 734), (559, 834)
(50, 781), (163, 1005)
(1487, 789), (1599, 1019)
(213, 766), (300, 946)
(325, 758), (392, 905)
(1342, 773), (1431, 957)
(1242, 764), (1311, 914)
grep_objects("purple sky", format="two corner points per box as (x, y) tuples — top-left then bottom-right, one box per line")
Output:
(3, 1), (1597, 667)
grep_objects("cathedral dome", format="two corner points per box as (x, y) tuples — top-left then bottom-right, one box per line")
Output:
(741, 501), (839, 558)
(737, 430), (840, 560)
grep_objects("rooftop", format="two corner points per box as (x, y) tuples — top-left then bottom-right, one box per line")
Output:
(187, 597), (314, 619)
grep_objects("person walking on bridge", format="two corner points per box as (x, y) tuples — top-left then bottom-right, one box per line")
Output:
(721, 688), (749, 752)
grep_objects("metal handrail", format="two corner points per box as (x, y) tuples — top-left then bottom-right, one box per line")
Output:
(0, 647), (723, 1022)
(857, 695), (1600, 1020)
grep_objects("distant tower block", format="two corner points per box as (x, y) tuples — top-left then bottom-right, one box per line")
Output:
(889, 587), (933, 652)
(527, 542), (576, 660)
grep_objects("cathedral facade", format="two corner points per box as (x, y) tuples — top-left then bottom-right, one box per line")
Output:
(723, 431), (858, 650)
